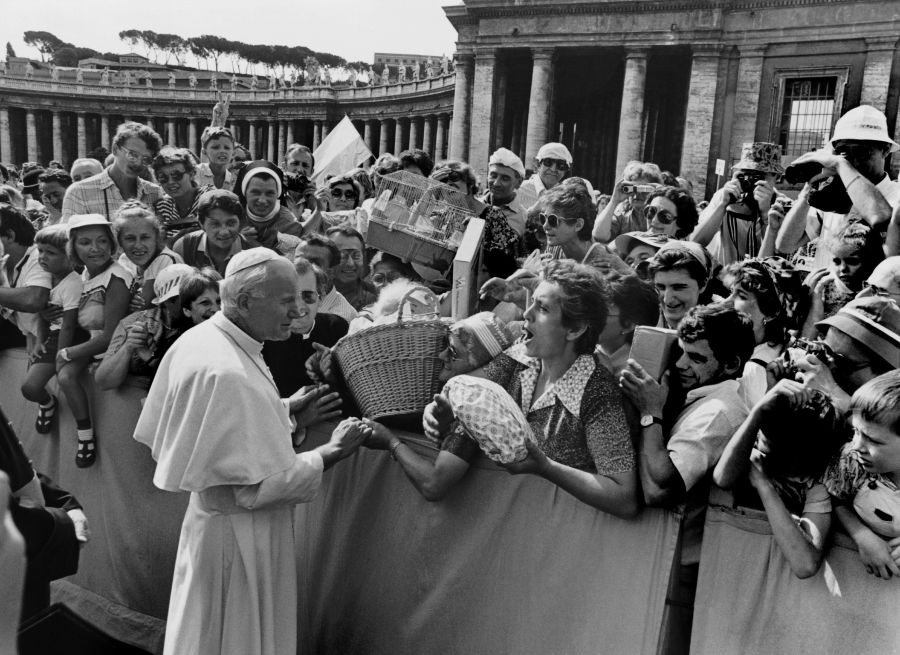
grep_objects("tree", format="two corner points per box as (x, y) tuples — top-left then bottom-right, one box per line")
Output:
(52, 47), (79, 67)
(118, 29), (142, 55)
(6, 42), (16, 59)
(23, 30), (65, 62)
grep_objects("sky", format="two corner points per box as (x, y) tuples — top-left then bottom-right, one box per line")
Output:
(1, 0), (462, 65)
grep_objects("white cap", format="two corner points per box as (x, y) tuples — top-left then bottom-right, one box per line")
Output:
(488, 148), (526, 179)
(67, 213), (110, 230)
(536, 142), (573, 165)
(224, 247), (285, 278)
(152, 264), (196, 305)
(829, 105), (900, 153)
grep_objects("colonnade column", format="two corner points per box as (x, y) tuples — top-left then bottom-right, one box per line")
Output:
(286, 121), (295, 147)
(167, 118), (176, 146)
(861, 36), (898, 112)
(469, 48), (497, 174)
(422, 116), (434, 155)
(52, 112), (63, 164)
(614, 47), (649, 177)
(524, 49), (555, 167)
(728, 44), (767, 165)
(313, 121), (322, 150)
(0, 109), (11, 164)
(277, 120), (286, 164)
(322, 122), (331, 140)
(246, 122), (257, 158)
(77, 113), (87, 159)
(679, 44), (724, 202)
(435, 115), (448, 161)
(26, 110), (38, 163)
(188, 119), (198, 155)
(394, 119), (405, 154)
(267, 120), (276, 161)
(408, 117), (419, 150)
(363, 121), (374, 153)
(379, 119), (390, 155)
(100, 115), (110, 151)
(449, 53), (474, 160)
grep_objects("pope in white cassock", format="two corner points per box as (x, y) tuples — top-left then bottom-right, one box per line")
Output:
(135, 248), (371, 655)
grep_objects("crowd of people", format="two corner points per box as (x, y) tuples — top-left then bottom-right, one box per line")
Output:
(2, 100), (900, 654)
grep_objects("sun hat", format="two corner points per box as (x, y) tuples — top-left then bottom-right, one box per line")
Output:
(488, 148), (526, 179)
(816, 296), (900, 369)
(829, 105), (900, 153)
(451, 312), (516, 368)
(152, 264), (196, 305)
(732, 142), (785, 175)
(67, 213), (111, 230)
(536, 142), (573, 165)
(614, 231), (671, 258)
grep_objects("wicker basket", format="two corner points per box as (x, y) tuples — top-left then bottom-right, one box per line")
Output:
(332, 287), (449, 420)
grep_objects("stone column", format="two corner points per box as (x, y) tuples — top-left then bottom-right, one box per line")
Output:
(379, 119), (390, 155)
(313, 121), (322, 149)
(449, 53), (474, 160)
(728, 44), (767, 165)
(423, 116), (435, 154)
(0, 109), (12, 164)
(363, 120), (374, 153)
(469, 48), (497, 174)
(52, 112), (63, 164)
(524, 49), (555, 167)
(26, 110), (38, 163)
(167, 118), (176, 146)
(77, 113), (87, 158)
(100, 115), (110, 150)
(408, 117), (420, 150)
(286, 120), (295, 147)
(146, 117), (155, 132)
(188, 119), (198, 155)
(322, 122), (331, 139)
(247, 122), (257, 158)
(614, 47), (649, 177)
(267, 120), (276, 161)
(277, 120), (286, 164)
(861, 36), (898, 112)
(679, 44), (724, 202)
(394, 119), (405, 154)
(493, 60), (508, 152)
(435, 115), (448, 160)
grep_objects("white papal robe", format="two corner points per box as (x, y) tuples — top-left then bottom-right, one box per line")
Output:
(135, 311), (324, 655)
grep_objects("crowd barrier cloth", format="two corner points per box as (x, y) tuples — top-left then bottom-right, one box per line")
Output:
(690, 489), (900, 655)
(295, 427), (682, 655)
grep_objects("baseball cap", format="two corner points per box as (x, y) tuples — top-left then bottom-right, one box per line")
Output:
(152, 264), (196, 305)
(816, 296), (900, 369)
(829, 105), (900, 153)
(536, 143), (573, 165)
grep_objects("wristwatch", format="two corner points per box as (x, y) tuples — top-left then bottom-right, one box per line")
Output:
(640, 414), (663, 428)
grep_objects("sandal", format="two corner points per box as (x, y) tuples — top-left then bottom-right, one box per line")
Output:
(75, 439), (97, 468)
(35, 395), (57, 434)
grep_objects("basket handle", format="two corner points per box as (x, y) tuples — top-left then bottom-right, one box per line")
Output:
(396, 285), (439, 323)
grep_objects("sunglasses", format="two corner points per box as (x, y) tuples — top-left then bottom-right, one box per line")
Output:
(539, 212), (579, 228)
(156, 170), (187, 184)
(331, 188), (358, 200)
(644, 205), (677, 225)
(540, 158), (570, 172)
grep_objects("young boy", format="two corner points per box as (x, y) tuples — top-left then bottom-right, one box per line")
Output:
(20, 225), (81, 434)
(824, 370), (900, 579)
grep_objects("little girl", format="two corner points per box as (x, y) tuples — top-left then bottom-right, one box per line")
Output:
(825, 371), (900, 579)
(20, 224), (81, 434)
(801, 221), (882, 338)
(58, 214), (132, 468)
(114, 201), (183, 308)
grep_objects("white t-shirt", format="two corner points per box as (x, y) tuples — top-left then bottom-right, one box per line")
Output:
(7, 246), (52, 337)
(48, 270), (83, 332)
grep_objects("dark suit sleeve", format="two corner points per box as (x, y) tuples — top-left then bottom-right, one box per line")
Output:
(0, 406), (37, 493)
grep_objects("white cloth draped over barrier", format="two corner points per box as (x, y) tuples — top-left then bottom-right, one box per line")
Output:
(691, 491), (900, 655)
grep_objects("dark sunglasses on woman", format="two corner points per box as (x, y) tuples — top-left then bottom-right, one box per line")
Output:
(540, 158), (570, 172)
(643, 204), (676, 225)
(331, 188), (358, 200)
(539, 212), (579, 228)
(156, 170), (186, 184)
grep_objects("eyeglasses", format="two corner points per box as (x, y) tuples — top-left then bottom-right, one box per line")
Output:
(371, 271), (401, 286)
(156, 170), (187, 184)
(119, 146), (154, 166)
(539, 212), (579, 228)
(299, 290), (319, 304)
(644, 205), (677, 225)
(540, 158), (570, 172)
(331, 188), (359, 200)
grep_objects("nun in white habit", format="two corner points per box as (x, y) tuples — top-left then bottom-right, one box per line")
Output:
(135, 248), (370, 655)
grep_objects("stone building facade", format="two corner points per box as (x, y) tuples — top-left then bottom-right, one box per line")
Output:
(1, 0), (899, 200)
(447, 0), (900, 197)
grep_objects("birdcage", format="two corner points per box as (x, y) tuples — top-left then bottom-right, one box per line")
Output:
(367, 170), (475, 273)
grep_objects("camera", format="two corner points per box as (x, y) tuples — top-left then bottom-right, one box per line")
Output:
(770, 337), (836, 382)
(620, 182), (657, 197)
(284, 172), (315, 195)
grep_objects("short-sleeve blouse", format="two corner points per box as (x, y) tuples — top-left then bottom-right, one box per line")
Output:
(479, 342), (635, 475)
